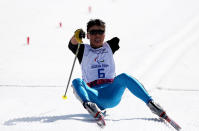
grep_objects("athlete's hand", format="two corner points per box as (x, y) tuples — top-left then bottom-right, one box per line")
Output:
(70, 29), (85, 45)
(74, 29), (85, 43)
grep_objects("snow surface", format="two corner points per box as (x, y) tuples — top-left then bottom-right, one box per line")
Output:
(1, 0), (199, 130)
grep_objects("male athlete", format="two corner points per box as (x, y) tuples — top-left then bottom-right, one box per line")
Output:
(68, 19), (166, 127)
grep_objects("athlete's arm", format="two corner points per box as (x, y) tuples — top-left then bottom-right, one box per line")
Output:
(106, 37), (120, 54)
(68, 36), (85, 64)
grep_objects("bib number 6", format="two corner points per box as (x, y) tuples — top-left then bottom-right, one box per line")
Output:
(98, 68), (105, 78)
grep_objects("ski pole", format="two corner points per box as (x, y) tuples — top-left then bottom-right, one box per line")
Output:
(62, 29), (85, 100)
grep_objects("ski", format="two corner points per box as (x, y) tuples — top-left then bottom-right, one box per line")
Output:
(160, 112), (181, 131)
(96, 116), (106, 128)
(95, 112), (106, 128)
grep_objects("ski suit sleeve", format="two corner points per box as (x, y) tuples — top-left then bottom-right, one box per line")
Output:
(68, 41), (85, 64)
(107, 37), (120, 54)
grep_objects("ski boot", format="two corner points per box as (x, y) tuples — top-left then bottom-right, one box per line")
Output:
(147, 100), (181, 130)
(147, 100), (166, 118)
(83, 102), (106, 127)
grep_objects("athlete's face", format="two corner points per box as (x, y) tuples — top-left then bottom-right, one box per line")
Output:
(87, 25), (105, 49)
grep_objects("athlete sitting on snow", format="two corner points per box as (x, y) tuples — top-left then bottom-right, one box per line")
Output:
(68, 19), (166, 126)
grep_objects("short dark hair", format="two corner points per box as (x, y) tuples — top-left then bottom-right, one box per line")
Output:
(87, 19), (105, 32)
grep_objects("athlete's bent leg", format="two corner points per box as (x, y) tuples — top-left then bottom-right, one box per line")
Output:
(115, 73), (152, 104)
(72, 78), (92, 103)
(72, 78), (106, 121)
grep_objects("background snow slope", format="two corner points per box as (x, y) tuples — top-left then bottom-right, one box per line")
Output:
(0, 0), (199, 131)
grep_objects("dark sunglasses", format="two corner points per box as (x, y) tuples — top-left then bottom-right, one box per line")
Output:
(88, 29), (105, 35)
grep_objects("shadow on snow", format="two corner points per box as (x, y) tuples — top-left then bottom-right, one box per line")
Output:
(4, 113), (164, 126)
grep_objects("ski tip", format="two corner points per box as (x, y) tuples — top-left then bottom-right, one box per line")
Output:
(96, 116), (106, 128)
(165, 116), (182, 131)
(97, 121), (106, 128)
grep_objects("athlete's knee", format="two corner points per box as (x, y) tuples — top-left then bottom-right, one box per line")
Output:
(72, 78), (82, 83)
(72, 78), (83, 87)
(117, 73), (130, 79)
(118, 73), (139, 81)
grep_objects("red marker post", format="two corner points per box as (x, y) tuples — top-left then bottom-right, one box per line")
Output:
(59, 22), (62, 28)
(88, 6), (92, 13)
(27, 36), (30, 45)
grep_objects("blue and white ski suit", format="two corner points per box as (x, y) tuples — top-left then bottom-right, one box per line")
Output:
(69, 37), (152, 110)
